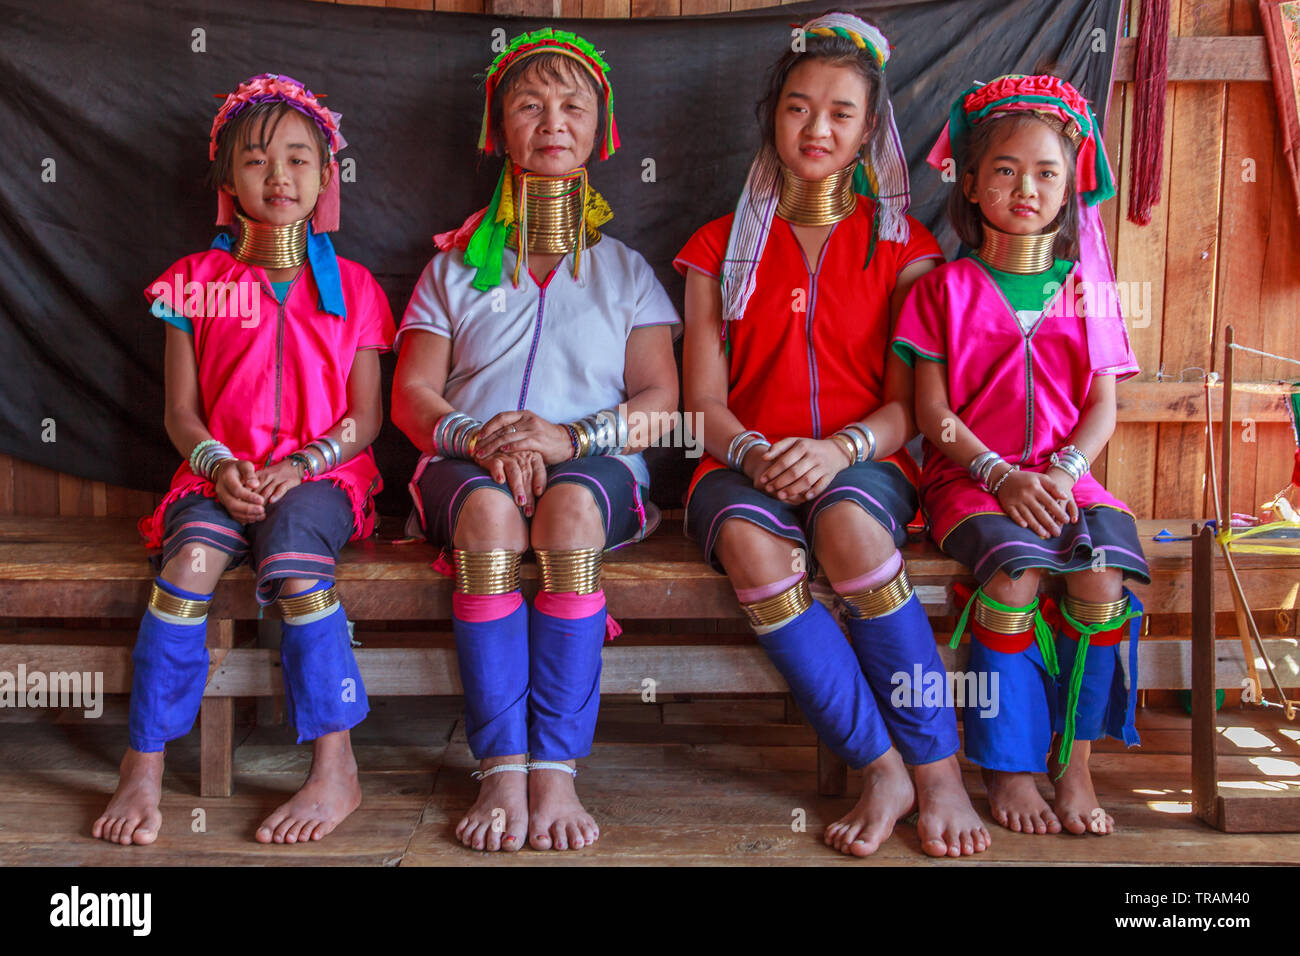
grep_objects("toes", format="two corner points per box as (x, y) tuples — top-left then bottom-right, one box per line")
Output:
(566, 822), (584, 850)
(530, 829), (552, 850)
(551, 822), (568, 851)
(284, 820), (308, 844)
(272, 816), (296, 844)
(91, 816), (108, 839)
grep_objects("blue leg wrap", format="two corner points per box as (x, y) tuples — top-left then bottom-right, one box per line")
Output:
(128, 578), (212, 753)
(453, 600), (530, 759)
(759, 601), (892, 769)
(963, 637), (1056, 773)
(845, 592), (960, 766)
(279, 581), (368, 743)
(527, 601), (606, 760)
(1054, 589), (1143, 748)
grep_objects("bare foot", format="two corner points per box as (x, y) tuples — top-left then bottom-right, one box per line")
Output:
(92, 749), (164, 846)
(1050, 737), (1112, 835)
(528, 761), (599, 850)
(914, 755), (991, 857)
(981, 768), (1062, 834)
(824, 747), (915, 858)
(255, 730), (361, 844)
(456, 755), (529, 852)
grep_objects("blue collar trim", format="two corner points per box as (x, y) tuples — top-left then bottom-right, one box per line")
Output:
(211, 224), (346, 319)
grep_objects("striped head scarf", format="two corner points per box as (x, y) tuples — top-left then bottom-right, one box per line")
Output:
(720, 13), (910, 325)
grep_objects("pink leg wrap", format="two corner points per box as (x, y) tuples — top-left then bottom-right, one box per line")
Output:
(734, 572), (804, 604)
(830, 551), (902, 595)
(452, 591), (524, 623)
(534, 590), (607, 620)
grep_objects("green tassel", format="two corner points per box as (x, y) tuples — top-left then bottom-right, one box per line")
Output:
(465, 168), (508, 292)
(1053, 602), (1142, 778)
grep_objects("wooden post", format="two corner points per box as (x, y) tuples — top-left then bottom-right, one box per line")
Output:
(200, 618), (235, 798)
(1191, 524), (1219, 829)
(817, 740), (847, 797)
(1220, 324), (1234, 521)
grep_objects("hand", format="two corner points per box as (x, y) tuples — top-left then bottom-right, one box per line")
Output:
(752, 437), (849, 503)
(478, 449), (548, 516)
(213, 459), (266, 523)
(1047, 466), (1081, 523)
(995, 467), (1075, 538)
(250, 459), (304, 509)
(474, 410), (575, 465)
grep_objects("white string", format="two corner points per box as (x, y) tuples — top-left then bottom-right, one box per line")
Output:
(1228, 342), (1300, 369)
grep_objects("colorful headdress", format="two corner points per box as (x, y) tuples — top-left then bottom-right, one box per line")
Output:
(209, 73), (347, 232)
(478, 27), (620, 162)
(927, 74), (1138, 378)
(720, 13), (910, 325)
(439, 28), (617, 291)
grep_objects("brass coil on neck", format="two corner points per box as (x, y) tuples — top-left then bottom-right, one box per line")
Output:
(776, 162), (858, 226)
(149, 582), (211, 619)
(534, 547), (603, 595)
(513, 169), (587, 254)
(976, 224), (1059, 275)
(453, 549), (522, 595)
(277, 584), (340, 618)
(840, 566), (913, 619)
(741, 578), (813, 628)
(231, 212), (309, 270)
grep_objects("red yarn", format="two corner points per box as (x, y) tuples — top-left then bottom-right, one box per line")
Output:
(1128, 0), (1171, 225)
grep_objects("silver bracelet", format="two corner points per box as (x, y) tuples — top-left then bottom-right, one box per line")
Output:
(191, 440), (236, 482)
(833, 427), (865, 464)
(727, 429), (763, 468)
(844, 423), (876, 462)
(433, 411), (482, 460)
(969, 450), (999, 483)
(732, 435), (771, 472)
(989, 462), (1018, 497)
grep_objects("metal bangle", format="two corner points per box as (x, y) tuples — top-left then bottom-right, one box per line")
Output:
(989, 463), (1018, 497)
(1062, 444), (1091, 473)
(732, 434), (770, 472)
(969, 450), (999, 483)
(846, 423), (876, 462)
(834, 428), (865, 464)
(727, 430), (763, 469)
(830, 434), (857, 466)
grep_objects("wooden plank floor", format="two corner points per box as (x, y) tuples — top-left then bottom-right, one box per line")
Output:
(3, 697), (1300, 865)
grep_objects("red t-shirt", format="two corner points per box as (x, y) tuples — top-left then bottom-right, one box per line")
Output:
(674, 196), (943, 496)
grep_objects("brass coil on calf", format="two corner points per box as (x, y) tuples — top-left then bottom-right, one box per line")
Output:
(534, 547), (603, 595)
(839, 566), (913, 619)
(453, 549), (522, 595)
(741, 578), (813, 628)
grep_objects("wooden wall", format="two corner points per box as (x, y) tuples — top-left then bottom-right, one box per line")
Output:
(2, 0), (1296, 523)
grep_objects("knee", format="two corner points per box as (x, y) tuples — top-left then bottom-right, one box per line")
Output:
(811, 502), (894, 570)
(160, 547), (228, 594)
(983, 568), (1041, 607)
(280, 577), (321, 597)
(1065, 567), (1123, 602)
(715, 519), (802, 588)
(531, 483), (604, 551)
(453, 487), (528, 551)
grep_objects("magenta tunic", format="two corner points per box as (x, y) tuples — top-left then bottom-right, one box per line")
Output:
(139, 246), (396, 549)
(893, 257), (1131, 550)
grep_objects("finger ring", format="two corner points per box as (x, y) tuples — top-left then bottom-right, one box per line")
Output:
(509, 426), (518, 433)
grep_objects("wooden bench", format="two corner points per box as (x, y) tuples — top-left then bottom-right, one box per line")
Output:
(1, 515), (1290, 799)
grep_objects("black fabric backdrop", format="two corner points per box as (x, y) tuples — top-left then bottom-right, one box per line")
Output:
(0, 0), (1122, 517)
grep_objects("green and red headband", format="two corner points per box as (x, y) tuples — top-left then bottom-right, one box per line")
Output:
(927, 74), (1114, 207)
(478, 27), (620, 161)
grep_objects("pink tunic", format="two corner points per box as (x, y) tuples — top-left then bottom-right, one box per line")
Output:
(893, 257), (1130, 548)
(139, 247), (396, 549)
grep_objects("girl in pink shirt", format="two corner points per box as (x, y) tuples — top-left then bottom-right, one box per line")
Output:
(93, 74), (394, 848)
(894, 75), (1146, 838)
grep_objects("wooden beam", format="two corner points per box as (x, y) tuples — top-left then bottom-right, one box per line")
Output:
(1117, 381), (1293, 422)
(1113, 35), (1269, 83)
